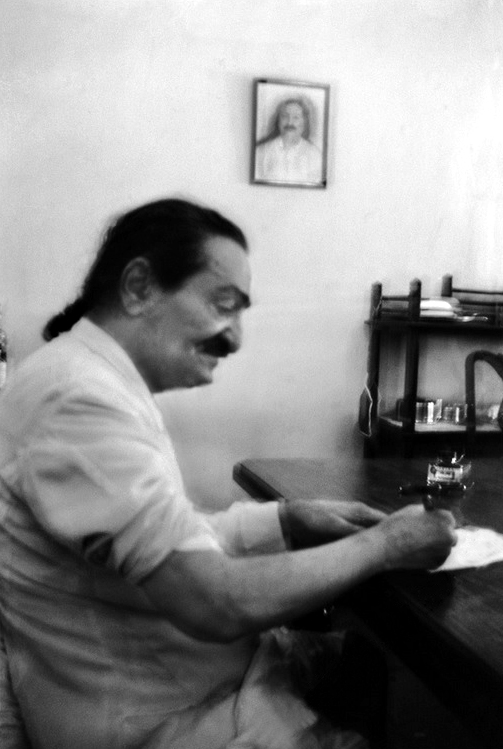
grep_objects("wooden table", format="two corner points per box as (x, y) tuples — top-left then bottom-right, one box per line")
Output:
(233, 457), (503, 748)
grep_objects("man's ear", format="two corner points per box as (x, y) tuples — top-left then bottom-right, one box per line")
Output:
(119, 257), (157, 315)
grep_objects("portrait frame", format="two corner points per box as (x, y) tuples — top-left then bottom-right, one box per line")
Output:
(251, 78), (330, 189)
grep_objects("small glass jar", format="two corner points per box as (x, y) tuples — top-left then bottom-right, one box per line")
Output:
(427, 450), (471, 489)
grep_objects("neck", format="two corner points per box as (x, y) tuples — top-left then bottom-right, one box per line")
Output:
(86, 310), (132, 351)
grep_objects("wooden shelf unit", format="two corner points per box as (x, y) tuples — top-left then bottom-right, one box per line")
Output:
(363, 275), (503, 458)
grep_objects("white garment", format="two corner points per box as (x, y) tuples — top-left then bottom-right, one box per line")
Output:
(0, 320), (280, 748)
(0, 319), (361, 749)
(255, 136), (323, 183)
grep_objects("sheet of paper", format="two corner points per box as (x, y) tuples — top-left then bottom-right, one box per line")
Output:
(432, 526), (503, 572)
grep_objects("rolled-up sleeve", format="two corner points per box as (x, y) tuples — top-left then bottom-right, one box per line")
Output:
(205, 500), (286, 555)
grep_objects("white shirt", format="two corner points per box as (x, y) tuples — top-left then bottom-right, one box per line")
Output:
(0, 319), (293, 748)
(255, 136), (323, 183)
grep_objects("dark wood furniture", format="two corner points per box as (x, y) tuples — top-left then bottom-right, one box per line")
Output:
(364, 275), (503, 458)
(233, 456), (503, 748)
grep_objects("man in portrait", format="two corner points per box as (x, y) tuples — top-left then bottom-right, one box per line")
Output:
(255, 97), (323, 184)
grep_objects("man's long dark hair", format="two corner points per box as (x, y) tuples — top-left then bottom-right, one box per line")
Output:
(43, 198), (247, 341)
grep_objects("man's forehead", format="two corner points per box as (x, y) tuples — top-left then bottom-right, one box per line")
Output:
(200, 237), (251, 296)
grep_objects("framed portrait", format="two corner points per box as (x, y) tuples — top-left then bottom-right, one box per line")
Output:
(251, 78), (330, 189)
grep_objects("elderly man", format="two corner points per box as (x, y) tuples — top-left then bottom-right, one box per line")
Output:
(255, 97), (323, 183)
(0, 198), (456, 749)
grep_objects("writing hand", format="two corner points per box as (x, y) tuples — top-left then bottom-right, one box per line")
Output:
(373, 504), (457, 571)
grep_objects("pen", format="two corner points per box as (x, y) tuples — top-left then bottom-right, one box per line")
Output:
(399, 482), (467, 512)
(399, 482), (466, 496)
(399, 484), (439, 511)
(421, 495), (436, 511)
(399, 483), (440, 496)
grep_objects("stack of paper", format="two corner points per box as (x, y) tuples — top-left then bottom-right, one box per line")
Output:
(432, 526), (503, 571)
(420, 298), (462, 319)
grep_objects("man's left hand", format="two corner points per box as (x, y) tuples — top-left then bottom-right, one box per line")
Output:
(278, 498), (386, 549)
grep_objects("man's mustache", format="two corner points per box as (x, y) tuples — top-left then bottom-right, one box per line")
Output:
(199, 334), (233, 357)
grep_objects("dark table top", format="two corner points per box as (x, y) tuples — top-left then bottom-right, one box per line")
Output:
(233, 457), (503, 747)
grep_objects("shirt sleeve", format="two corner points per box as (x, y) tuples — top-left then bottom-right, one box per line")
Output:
(205, 500), (287, 555)
(17, 387), (221, 584)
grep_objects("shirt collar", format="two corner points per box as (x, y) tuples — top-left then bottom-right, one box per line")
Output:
(70, 317), (154, 405)
(277, 137), (303, 152)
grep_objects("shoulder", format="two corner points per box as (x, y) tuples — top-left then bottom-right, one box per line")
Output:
(300, 138), (321, 155)
(3, 333), (146, 426)
(256, 136), (281, 152)
(13, 334), (113, 392)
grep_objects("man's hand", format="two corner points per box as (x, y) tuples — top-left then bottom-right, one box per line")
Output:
(279, 498), (386, 549)
(370, 503), (458, 571)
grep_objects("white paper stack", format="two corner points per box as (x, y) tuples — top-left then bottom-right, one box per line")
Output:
(432, 526), (503, 571)
(420, 297), (461, 319)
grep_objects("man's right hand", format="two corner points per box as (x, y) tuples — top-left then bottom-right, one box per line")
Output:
(372, 503), (457, 571)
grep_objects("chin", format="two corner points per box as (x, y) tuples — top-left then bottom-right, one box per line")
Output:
(152, 372), (212, 393)
(186, 369), (215, 388)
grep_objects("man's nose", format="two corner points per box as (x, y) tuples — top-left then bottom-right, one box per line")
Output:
(222, 317), (242, 354)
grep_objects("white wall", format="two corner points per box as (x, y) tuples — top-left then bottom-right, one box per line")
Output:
(2, 0), (503, 508)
